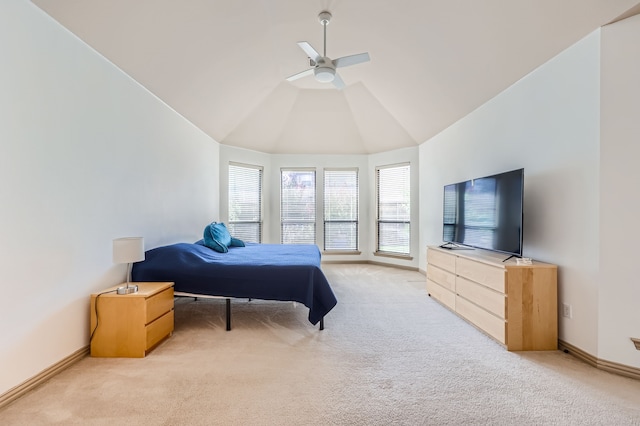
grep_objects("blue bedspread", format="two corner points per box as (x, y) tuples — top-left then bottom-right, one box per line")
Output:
(131, 242), (337, 325)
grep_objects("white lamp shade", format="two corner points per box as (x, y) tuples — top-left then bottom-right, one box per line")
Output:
(113, 237), (145, 264)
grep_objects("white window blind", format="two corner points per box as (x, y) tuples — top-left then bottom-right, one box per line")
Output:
(228, 163), (262, 243)
(324, 169), (358, 251)
(281, 169), (316, 244)
(376, 163), (410, 255)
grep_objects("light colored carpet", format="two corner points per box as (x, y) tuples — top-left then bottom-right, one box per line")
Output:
(2, 264), (640, 425)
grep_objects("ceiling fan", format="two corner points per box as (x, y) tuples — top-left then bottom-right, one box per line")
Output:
(286, 11), (370, 90)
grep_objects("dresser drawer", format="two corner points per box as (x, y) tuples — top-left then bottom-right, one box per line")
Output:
(146, 309), (174, 351)
(146, 286), (174, 324)
(456, 276), (506, 319)
(428, 248), (456, 273)
(427, 279), (456, 310)
(456, 296), (506, 344)
(456, 257), (505, 292)
(427, 265), (455, 292)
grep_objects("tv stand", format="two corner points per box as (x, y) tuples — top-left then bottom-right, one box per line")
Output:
(502, 254), (520, 262)
(426, 246), (558, 351)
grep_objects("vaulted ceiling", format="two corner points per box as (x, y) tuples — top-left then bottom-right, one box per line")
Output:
(32, 0), (640, 154)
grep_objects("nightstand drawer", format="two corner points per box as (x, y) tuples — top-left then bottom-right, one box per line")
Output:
(146, 286), (174, 323)
(147, 309), (174, 351)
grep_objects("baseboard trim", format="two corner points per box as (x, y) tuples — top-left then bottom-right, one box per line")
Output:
(0, 346), (89, 410)
(321, 259), (419, 272)
(559, 340), (640, 381)
(366, 260), (419, 272)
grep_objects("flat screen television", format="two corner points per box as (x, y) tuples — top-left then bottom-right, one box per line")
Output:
(442, 168), (524, 256)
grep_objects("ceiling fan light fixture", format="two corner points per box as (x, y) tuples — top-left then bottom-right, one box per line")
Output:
(286, 10), (369, 89)
(314, 66), (335, 83)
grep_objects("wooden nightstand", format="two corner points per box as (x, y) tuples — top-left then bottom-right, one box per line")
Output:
(90, 282), (174, 358)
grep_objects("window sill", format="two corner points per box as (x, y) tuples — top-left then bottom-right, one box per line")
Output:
(373, 251), (413, 261)
(322, 250), (362, 256)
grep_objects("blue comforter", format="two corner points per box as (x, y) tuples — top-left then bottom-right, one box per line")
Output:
(131, 242), (337, 325)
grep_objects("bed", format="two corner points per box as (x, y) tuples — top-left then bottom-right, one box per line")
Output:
(131, 242), (337, 330)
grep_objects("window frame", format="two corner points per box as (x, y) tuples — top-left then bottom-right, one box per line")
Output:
(280, 168), (317, 245)
(323, 168), (359, 253)
(375, 162), (412, 258)
(228, 162), (263, 243)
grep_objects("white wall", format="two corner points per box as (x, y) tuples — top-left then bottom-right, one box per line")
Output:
(599, 15), (640, 368)
(419, 32), (602, 355)
(0, 0), (219, 395)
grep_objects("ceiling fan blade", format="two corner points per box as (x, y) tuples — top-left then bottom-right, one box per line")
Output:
(297, 42), (321, 62)
(286, 68), (314, 82)
(332, 73), (346, 90)
(333, 52), (370, 68)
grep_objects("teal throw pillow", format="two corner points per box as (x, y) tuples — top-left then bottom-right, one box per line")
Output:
(229, 237), (245, 247)
(203, 222), (232, 253)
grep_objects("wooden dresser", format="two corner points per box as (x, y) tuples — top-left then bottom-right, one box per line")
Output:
(90, 282), (174, 357)
(426, 246), (557, 351)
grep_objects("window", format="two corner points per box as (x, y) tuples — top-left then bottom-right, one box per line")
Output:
(281, 169), (316, 244)
(324, 169), (358, 251)
(376, 163), (410, 255)
(228, 163), (262, 243)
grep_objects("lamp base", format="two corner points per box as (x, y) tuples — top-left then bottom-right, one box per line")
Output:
(116, 284), (139, 295)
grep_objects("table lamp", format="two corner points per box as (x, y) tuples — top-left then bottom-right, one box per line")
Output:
(113, 237), (145, 295)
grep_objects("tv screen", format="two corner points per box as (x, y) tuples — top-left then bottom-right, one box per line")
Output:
(442, 168), (524, 256)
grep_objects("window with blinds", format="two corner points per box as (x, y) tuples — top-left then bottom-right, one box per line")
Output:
(376, 163), (410, 255)
(281, 169), (316, 244)
(324, 169), (358, 251)
(228, 163), (262, 243)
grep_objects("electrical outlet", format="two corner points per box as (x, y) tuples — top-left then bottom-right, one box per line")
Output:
(562, 303), (573, 319)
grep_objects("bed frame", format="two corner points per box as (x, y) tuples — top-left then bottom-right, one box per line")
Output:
(175, 292), (325, 331)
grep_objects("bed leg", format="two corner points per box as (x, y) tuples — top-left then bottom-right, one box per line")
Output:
(319, 317), (324, 331)
(226, 298), (231, 331)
